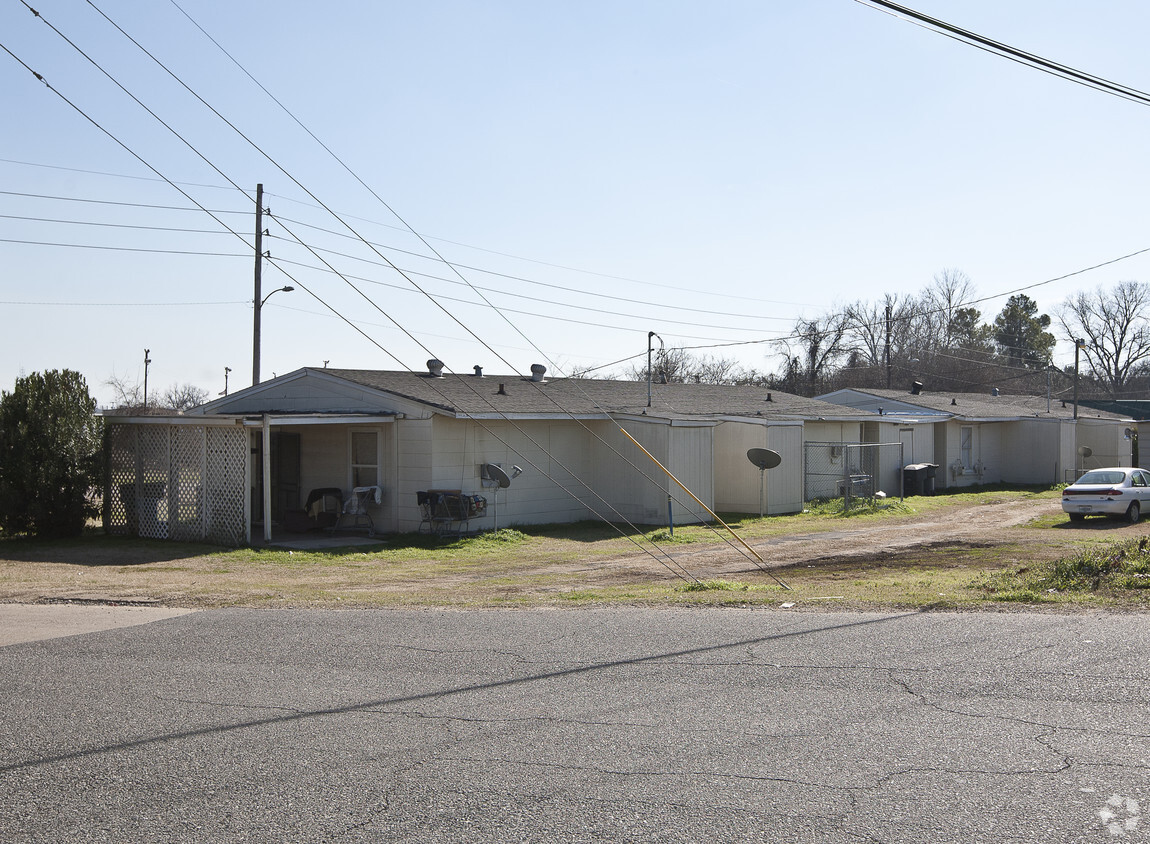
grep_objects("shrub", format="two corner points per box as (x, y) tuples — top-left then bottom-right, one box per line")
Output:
(0, 370), (103, 537)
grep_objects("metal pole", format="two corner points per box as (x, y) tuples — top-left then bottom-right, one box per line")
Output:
(262, 414), (272, 542)
(252, 183), (265, 386)
(1073, 338), (1084, 420)
(759, 467), (766, 518)
(143, 348), (151, 409)
(647, 331), (655, 407)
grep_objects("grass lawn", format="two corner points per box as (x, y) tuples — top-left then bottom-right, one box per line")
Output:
(1, 486), (1148, 611)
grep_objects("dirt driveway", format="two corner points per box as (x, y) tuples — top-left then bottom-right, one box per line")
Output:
(1, 493), (1147, 609)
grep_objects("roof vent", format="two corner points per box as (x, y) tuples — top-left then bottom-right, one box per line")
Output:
(951, 398), (957, 406)
(991, 387), (1000, 396)
(878, 407), (884, 415)
(530, 363), (547, 382)
(473, 365), (484, 377)
(426, 359), (445, 377)
(498, 383), (507, 395)
(910, 381), (923, 395)
(765, 393), (772, 402)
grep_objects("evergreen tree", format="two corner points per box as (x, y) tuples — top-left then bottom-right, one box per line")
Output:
(993, 295), (1055, 368)
(0, 370), (103, 537)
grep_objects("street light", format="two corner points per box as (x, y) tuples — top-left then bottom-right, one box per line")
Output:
(252, 285), (294, 385)
(143, 348), (151, 409)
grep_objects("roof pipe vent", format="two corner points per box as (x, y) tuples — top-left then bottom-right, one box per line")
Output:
(530, 363), (547, 383)
(910, 380), (923, 395)
(765, 392), (772, 402)
(426, 359), (445, 377)
(473, 365), (484, 377)
(497, 383), (507, 395)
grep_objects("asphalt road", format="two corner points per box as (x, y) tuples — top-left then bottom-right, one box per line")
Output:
(0, 606), (1146, 843)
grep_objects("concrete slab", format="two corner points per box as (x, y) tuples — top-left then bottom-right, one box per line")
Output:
(0, 603), (196, 647)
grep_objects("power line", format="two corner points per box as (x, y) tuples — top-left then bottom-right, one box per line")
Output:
(856, 0), (1150, 108)
(9, 5), (710, 582)
(0, 188), (247, 215)
(0, 156), (239, 189)
(269, 214), (797, 325)
(0, 237), (247, 257)
(1, 299), (247, 307)
(0, 212), (241, 236)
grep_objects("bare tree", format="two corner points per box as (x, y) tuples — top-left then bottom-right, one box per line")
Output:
(775, 312), (850, 394)
(162, 383), (209, 411)
(104, 374), (208, 413)
(626, 348), (742, 384)
(923, 268), (976, 350)
(104, 373), (146, 412)
(1058, 280), (1150, 396)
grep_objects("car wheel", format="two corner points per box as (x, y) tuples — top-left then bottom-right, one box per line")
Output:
(1068, 512), (1086, 522)
(1126, 501), (1141, 523)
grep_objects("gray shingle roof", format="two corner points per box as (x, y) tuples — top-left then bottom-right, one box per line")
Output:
(844, 388), (1130, 421)
(322, 368), (872, 421)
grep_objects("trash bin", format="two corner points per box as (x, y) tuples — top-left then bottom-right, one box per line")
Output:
(903, 463), (938, 496)
(923, 463), (938, 495)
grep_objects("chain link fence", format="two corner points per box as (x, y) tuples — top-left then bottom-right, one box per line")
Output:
(804, 442), (905, 509)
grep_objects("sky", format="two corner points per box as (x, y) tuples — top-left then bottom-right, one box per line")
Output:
(4, 0), (1150, 407)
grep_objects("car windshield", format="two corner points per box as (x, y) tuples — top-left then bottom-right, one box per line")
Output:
(1076, 471), (1126, 485)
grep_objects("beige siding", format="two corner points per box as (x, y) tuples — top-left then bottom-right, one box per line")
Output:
(667, 425), (713, 523)
(803, 421), (863, 443)
(765, 424), (803, 514)
(396, 419), (433, 530)
(1077, 418), (1134, 472)
(591, 422), (668, 525)
(421, 417), (596, 529)
(589, 420), (717, 525)
(714, 420), (802, 515)
(1000, 419), (1063, 485)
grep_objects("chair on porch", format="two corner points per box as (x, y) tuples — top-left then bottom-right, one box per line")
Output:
(282, 487), (343, 533)
(331, 485), (382, 536)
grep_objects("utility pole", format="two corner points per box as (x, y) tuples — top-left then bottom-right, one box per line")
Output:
(1073, 338), (1085, 420)
(251, 183), (265, 385)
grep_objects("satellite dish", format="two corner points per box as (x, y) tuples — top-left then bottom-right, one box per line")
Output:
(1125, 428), (1136, 440)
(746, 448), (782, 470)
(746, 448), (781, 518)
(483, 463), (512, 488)
(1077, 446), (1093, 458)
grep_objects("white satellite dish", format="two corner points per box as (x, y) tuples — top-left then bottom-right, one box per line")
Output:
(746, 448), (782, 517)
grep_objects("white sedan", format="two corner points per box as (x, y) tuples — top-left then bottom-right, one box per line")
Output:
(1062, 467), (1150, 523)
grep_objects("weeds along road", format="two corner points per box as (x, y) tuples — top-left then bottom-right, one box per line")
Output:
(0, 606), (1145, 843)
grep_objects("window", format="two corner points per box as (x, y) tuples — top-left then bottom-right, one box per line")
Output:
(350, 430), (379, 488)
(960, 426), (973, 469)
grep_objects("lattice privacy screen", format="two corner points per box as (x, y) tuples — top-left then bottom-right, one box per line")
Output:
(106, 423), (250, 546)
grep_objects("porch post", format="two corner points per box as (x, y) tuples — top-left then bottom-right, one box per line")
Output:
(262, 414), (273, 542)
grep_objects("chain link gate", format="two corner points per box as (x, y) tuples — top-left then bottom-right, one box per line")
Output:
(804, 442), (905, 510)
